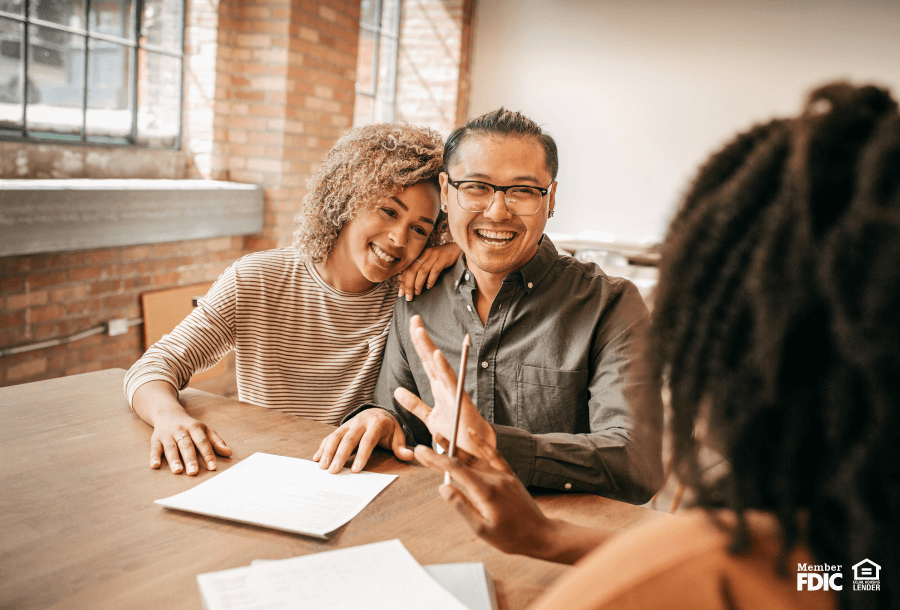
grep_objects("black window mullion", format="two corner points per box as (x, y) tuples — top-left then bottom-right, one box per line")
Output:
(20, 5), (29, 137)
(81, 0), (90, 142)
(130, 0), (142, 144)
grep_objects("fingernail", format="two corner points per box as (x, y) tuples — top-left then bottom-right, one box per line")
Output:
(406, 294), (412, 301)
(151, 460), (160, 468)
(172, 461), (182, 470)
(415, 289), (420, 295)
(398, 288), (403, 297)
(207, 461), (216, 469)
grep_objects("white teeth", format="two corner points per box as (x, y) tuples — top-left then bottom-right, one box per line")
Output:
(476, 229), (515, 240)
(371, 244), (399, 263)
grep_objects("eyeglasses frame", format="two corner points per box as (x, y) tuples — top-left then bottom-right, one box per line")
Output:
(445, 175), (553, 217)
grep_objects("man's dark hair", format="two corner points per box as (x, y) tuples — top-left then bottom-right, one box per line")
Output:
(444, 108), (559, 181)
(652, 82), (899, 610)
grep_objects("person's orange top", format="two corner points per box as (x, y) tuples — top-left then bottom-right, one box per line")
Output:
(531, 509), (836, 610)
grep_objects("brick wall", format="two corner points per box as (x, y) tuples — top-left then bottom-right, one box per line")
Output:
(212, 0), (360, 251)
(0, 238), (245, 385)
(394, 0), (476, 135)
(0, 0), (360, 387)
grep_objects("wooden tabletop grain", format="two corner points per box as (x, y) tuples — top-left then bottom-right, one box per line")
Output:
(0, 369), (665, 610)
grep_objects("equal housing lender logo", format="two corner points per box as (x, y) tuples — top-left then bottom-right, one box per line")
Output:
(797, 559), (882, 592)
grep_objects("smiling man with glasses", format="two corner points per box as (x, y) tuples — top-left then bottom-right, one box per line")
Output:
(315, 108), (664, 504)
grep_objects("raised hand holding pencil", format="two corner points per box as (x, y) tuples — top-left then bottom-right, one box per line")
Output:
(393, 315), (497, 463)
(445, 334), (470, 485)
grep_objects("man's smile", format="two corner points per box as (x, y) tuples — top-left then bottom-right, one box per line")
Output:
(474, 227), (518, 246)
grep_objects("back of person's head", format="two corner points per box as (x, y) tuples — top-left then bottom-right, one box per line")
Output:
(444, 108), (559, 181)
(652, 82), (899, 609)
(293, 123), (446, 262)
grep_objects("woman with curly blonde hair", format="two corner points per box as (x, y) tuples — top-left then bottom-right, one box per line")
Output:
(125, 124), (460, 477)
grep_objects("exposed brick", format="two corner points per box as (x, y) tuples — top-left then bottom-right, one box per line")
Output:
(7, 358), (48, 382)
(1, 276), (25, 293)
(26, 270), (67, 288)
(68, 266), (102, 282)
(0, 311), (26, 329)
(89, 280), (122, 296)
(30, 304), (67, 323)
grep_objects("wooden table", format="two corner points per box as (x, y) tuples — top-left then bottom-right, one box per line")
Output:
(0, 369), (665, 610)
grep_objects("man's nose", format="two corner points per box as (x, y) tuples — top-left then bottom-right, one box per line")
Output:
(482, 189), (513, 221)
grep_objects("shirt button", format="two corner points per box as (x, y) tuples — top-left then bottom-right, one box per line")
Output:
(564, 483), (572, 490)
(527, 282), (534, 289)
(466, 305), (472, 312)
(465, 273), (469, 280)
(481, 361), (488, 369)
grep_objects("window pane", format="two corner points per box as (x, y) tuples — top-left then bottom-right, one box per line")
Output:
(381, 0), (400, 34)
(90, 0), (134, 40)
(353, 94), (373, 127)
(376, 34), (396, 99)
(26, 24), (83, 134)
(360, 0), (378, 27)
(86, 39), (132, 138)
(356, 27), (375, 95)
(141, 0), (183, 52)
(137, 49), (179, 147)
(0, 17), (24, 128)
(0, 0), (24, 16)
(29, 0), (84, 30)
(374, 96), (394, 124)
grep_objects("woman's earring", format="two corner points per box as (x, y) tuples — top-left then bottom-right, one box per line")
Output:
(548, 210), (555, 218)
(441, 203), (447, 212)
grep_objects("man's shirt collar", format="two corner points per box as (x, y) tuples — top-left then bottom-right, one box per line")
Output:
(452, 234), (558, 294)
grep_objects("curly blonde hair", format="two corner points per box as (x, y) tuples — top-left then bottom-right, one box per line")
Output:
(293, 123), (449, 262)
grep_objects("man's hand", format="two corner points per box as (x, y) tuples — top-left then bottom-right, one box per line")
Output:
(397, 243), (461, 301)
(393, 315), (496, 453)
(314, 408), (413, 473)
(415, 428), (557, 558)
(133, 380), (231, 475)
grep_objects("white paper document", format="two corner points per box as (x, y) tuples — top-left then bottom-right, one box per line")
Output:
(197, 539), (471, 610)
(155, 452), (396, 538)
(425, 563), (499, 610)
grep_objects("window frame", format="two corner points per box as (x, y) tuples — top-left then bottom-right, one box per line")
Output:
(354, 0), (401, 126)
(0, 0), (185, 149)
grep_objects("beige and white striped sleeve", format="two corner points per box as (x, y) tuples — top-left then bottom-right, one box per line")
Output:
(124, 264), (237, 407)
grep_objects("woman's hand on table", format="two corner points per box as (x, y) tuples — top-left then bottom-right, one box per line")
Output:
(150, 411), (232, 475)
(398, 242), (461, 301)
(132, 380), (232, 475)
(314, 408), (413, 473)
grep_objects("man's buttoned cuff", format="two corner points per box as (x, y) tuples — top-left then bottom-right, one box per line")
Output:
(492, 423), (536, 486)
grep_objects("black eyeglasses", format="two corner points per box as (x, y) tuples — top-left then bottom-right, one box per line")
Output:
(447, 176), (551, 216)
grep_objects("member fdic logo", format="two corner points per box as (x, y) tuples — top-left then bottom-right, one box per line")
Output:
(797, 564), (843, 591)
(852, 559), (881, 591)
(797, 559), (883, 592)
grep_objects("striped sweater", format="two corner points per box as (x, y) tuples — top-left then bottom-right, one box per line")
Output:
(124, 248), (395, 425)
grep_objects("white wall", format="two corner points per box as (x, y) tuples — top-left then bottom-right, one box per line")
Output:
(467, 0), (900, 244)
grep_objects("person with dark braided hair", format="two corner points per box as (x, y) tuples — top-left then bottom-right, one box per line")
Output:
(412, 81), (899, 610)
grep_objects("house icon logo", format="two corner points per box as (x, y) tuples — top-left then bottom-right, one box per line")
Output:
(852, 559), (881, 591)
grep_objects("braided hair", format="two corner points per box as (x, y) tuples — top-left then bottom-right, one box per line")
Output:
(652, 82), (900, 610)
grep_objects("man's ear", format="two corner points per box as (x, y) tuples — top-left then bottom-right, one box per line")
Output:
(439, 172), (450, 211)
(548, 181), (557, 218)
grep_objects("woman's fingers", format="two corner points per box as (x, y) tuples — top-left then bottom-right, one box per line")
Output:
(466, 427), (513, 474)
(161, 436), (184, 474)
(394, 387), (433, 422)
(176, 433), (201, 475)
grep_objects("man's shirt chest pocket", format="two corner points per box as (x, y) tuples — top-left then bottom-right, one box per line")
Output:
(515, 365), (589, 433)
